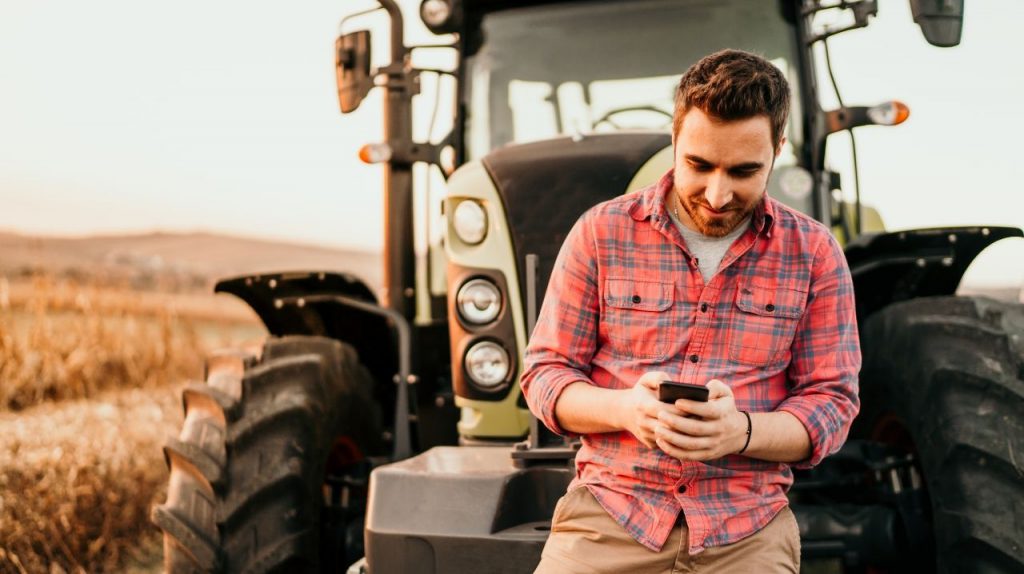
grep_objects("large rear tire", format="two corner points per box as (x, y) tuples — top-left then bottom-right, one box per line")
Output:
(854, 296), (1024, 573)
(152, 336), (380, 573)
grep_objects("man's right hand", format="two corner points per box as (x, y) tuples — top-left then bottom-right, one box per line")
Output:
(619, 371), (674, 448)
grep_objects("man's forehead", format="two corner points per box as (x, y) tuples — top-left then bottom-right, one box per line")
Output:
(675, 109), (774, 161)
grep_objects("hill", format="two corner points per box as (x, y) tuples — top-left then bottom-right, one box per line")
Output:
(0, 230), (382, 293)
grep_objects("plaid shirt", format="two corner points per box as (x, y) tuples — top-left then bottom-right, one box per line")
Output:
(521, 169), (860, 554)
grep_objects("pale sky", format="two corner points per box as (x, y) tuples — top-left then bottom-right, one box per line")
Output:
(0, 1), (1021, 286)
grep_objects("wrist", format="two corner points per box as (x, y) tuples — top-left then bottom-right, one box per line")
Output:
(735, 410), (753, 455)
(614, 388), (635, 432)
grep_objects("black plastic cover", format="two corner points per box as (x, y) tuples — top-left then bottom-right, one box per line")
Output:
(481, 132), (671, 320)
(844, 226), (1022, 322)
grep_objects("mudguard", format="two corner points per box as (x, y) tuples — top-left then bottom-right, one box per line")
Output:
(215, 271), (394, 395)
(845, 226), (1022, 321)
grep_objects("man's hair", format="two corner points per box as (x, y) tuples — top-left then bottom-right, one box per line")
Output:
(673, 49), (791, 149)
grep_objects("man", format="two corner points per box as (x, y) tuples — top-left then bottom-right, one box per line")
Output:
(521, 49), (861, 573)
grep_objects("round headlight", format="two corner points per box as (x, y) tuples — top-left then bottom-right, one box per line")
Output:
(457, 279), (501, 325)
(420, 0), (451, 29)
(453, 199), (487, 245)
(465, 341), (510, 388)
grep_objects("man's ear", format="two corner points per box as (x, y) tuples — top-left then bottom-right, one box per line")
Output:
(775, 136), (787, 157)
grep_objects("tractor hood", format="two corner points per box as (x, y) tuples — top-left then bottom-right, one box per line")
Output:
(480, 132), (671, 313)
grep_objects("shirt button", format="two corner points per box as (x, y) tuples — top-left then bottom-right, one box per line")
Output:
(689, 354), (699, 363)
(700, 303), (708, 313)
(632, 295), (642, 304)
(765, 303), (775, 312)
(677, 484), (688, 494)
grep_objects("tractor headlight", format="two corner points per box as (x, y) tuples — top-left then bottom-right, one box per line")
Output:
(453, 199), (487, 245)
(457, 279), (501, 325)
(465, 341), (510, 388)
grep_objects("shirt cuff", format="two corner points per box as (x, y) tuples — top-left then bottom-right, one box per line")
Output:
(522, 370), (590, 438)
(776, 397), (847, 470)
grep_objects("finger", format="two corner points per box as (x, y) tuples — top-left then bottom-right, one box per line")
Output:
(641, 398), (676, 418)
(657, 410), (711, 436)
(655, 425), (713, 451)
(637, 371), (671, 390)
(705, 379), (732, 399)
(673, 398), (717, 419)
(655, 436), (714, 461)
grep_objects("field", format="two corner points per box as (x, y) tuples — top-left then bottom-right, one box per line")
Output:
(0, 231), (380, 573)
(0, 273), (266, 573)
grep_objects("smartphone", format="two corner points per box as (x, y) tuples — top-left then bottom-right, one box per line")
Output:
(658, 381), (710, 403)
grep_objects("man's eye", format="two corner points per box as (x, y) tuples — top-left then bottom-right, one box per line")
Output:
(691, 164), (712, 172)
(730, 169), (758, 178)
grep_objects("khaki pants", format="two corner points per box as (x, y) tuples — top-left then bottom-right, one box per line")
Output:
(535, 487), (800, 574)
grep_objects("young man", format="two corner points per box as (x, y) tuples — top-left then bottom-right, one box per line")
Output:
(521, 49), (861, 573)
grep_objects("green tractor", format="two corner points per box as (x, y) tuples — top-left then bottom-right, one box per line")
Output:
(152, 1), (1024, 572)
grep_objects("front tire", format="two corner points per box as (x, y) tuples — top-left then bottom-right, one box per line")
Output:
(152, 336), (380, 573)
(854, 296), (1024, 573)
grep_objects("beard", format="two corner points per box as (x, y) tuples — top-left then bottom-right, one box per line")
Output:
(675, 188), (762, 238)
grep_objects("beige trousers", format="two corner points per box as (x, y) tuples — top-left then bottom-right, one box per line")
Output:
(535, 487), (800, 574)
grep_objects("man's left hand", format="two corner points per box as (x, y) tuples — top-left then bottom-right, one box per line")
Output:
(654, 379), (748, 461)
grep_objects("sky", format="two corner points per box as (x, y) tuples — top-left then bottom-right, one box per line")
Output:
(0, 0), (1021, 287)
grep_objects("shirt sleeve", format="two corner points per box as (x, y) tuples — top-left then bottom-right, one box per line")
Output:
(520, 212), (601, 437)
(777, 233), (861, 469)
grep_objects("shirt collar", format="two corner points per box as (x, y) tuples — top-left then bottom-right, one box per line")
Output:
(628, 168), (776, 237)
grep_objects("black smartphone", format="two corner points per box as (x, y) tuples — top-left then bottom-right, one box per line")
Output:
(658, 381), (710, 403)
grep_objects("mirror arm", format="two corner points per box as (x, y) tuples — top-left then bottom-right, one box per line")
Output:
(804, 0), (878, 45)
(377, 0), (408, 63)
(387, 141), (445, 167)
(409, 44), (458, 51)
(337, 6), (384, 35)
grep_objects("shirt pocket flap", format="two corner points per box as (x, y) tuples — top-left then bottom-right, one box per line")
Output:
(736, 284), (807, 319)
(604, 278), (674, 312)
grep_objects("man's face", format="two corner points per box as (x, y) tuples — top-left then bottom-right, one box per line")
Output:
(672, 107), (782, 237)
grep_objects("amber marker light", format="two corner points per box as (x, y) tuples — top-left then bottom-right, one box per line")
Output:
(359, 143), (393, 164)
(868, 101), (910, 126)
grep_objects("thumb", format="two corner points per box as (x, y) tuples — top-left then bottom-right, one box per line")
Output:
(706, 379), (733, 400)
(637, 371), (670, 390)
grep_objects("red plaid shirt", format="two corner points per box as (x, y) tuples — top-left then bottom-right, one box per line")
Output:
(521, 169), (860, 554)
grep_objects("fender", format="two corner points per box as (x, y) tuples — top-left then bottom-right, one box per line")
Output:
(844, 225), (1022, 322)
(215, 271), (395, 398)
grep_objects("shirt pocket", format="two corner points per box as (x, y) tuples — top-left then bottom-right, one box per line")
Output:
(602, 278), (675, 361)
(727, 283), (807, 366)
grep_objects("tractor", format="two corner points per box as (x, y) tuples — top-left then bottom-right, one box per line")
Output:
(152, 1), (1024, 572)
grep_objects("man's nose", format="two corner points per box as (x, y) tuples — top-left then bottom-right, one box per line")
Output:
(705, 172), (733, 209)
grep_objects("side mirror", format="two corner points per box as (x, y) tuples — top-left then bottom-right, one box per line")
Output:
(909, 0), (964, 47)
(336, 30), (373, 114)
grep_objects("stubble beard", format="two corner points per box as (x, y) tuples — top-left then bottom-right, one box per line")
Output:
(674, 188), (759, 238)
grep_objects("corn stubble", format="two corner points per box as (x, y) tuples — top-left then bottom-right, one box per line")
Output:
(0, 275), (262, 573)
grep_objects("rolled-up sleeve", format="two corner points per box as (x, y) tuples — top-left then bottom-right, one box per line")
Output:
(520, 213), (601, 437)
(778, 234), (861, 468)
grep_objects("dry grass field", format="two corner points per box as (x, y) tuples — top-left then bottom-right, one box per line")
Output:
(0, 230), (381, 573)
(0, 274), (265, 573)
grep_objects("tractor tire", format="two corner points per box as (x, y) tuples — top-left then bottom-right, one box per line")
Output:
(152, 336), (381, 574)
(854, 296), (1024, 573)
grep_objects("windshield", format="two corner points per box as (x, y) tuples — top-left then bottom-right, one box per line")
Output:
(462, 0), (804, 167)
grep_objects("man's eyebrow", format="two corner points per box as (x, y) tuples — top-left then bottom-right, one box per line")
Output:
(684, 154), (764, 171)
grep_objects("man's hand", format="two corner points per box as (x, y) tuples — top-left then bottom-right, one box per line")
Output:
(654, 379), (748, 461)
(619, 371), (676, 448)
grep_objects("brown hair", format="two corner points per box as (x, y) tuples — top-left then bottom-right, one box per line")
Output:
(673, 49), (791, 149)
